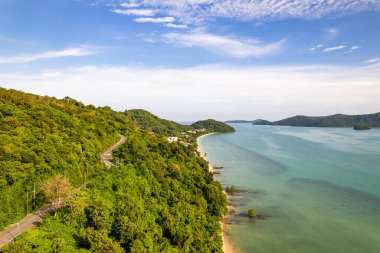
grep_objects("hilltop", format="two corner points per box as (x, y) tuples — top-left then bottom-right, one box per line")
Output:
(192, 119), (235, 133)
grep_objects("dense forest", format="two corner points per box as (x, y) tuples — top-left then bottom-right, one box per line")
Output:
(253, 113), (380, 127)
(0, 87), (232, 252)
(192, 119), (235, 133)
(125, 109), (192, 136)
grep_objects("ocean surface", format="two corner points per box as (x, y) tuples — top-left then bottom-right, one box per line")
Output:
(198, 124), (380, 253)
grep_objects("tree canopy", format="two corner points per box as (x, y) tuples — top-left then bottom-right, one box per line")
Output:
(191, 119), (235, 133)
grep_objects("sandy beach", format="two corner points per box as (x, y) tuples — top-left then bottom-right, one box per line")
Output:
(197, 134), (237, 253)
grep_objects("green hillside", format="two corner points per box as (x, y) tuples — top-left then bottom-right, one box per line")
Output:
(192, 119), (235, 133)
(0, 87), (133, 229)
(253, 113), (380, 127)
(0, 87), (227, 252)
(125, 109), (192, 136)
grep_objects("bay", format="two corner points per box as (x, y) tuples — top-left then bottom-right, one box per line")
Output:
(198, 124), (380, 253)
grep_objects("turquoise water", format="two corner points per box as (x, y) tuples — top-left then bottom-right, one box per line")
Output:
(198, 124), (380, 253)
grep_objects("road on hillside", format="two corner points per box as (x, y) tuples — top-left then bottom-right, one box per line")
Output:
(0, 134), (126, 249)
(101, 134), (126, 168)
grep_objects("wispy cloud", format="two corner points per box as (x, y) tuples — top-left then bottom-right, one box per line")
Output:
(109, 1), (380, 24)
(365, 58), (380, 64)
(166, 23), (188, 29)
(113, 9), (156, 16)
(351, 46), (361, 50)
(323, 45), (346, 52)
(164, 32), (284, 58)
(120, 2), (139, 8)
(309, 44), (323, 51)
(0, 47), (96, 64)
(134, 17), (175, 23)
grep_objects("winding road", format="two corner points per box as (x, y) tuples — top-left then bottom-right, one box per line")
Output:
(0, 134), (126, 248)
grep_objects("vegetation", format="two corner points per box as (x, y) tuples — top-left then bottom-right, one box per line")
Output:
(192, 119), (235, 133)
(0, 87), (229, 252)
(247, 209), (257, 218)
(0, 87), (132, 229)
(354, 124), (371, 130)
(253, 113), (380, 127)
(125, 109), (192, 136)
(225, 186), (237, 195)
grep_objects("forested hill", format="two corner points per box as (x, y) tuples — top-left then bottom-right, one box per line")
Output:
(253, 113), (380, 127)
(125, 109), (192, 136)
(0, 87), (227, 252)
(192, 119), (235, 133)
(0, 87), (133, 228)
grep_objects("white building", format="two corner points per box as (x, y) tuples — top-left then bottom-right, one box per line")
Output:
(167, 136), (178, 143)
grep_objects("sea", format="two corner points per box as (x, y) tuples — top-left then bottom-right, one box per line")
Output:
(198, 124), (380, 253)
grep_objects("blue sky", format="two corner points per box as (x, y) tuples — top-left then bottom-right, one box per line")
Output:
(0, 0), (380, 121)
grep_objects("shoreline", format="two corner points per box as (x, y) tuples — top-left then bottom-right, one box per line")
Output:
(197, 133), (237, 253)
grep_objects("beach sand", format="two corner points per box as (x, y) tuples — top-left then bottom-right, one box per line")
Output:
(197, 134), (237, 253)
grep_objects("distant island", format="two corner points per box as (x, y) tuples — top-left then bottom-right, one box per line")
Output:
(225, 119), (264, 124)
(253, 113), (380, 128)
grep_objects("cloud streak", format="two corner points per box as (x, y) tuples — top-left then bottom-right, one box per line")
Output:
(166, 23), (188, 29)
(164, 32), (284, 58)
(113, 8), (156, 16)
(309, 44), (324, 51)
(0, 47), (96, 64)
(134, 17), (175, 23)
(323, 45), (346, 52)
(120, 2), (139, 8)
(366, 58), (380, 64)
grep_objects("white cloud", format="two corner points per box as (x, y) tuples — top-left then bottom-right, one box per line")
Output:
(351, 45), (361, 50)
(113, 8), (156, 16)
(1, 64), (379, 121)
(164, 32), (284, 58)
(309, 44), (323, 51)
(323, 45), (346, 52)
(0, 47), (96, 64)
(109, 1), (380, 24)
(166, 23), (188, 29)
(365, 58), (380, 64)
(134, 17), (175, 23)
(120, 2), (139, 8)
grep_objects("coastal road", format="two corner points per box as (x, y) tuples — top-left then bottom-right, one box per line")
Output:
(0, 205), (54, 248)
(101, 134), (126, 168)
(0, 134), (126, 249)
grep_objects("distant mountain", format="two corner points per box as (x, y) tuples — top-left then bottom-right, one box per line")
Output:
(253, 113), (380, 127)
(225, 119), (265, 124)
(252, 119), (273, 125)
(192, 119), (235, 133)
(225, 120), (254, 123)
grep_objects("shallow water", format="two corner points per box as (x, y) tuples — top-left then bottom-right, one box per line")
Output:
(198, 124), (380, 253)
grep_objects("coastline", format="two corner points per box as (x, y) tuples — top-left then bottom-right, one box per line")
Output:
(197, 133), (237, 253)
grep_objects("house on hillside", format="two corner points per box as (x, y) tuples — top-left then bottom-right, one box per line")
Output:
(167, 136), (178, 143)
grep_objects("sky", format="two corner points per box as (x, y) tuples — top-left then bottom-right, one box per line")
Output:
(0, 0), (380, 121)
